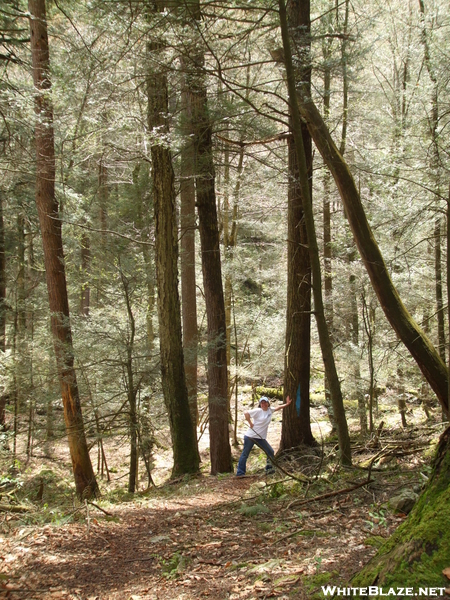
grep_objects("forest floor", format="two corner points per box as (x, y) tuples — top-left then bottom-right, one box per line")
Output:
(0, 401), (448, 600)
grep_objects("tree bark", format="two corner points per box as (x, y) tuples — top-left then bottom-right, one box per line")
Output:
(280, 0), (315, 451)
(180, 68), (199, 436)
(80, 231), (90, 317)
(294, 89), (449, 417)
(321, 7), (336, 432)
(279, 0), (352, 464)
(120, 270), (139, 493)
(182, 1), (232, 474)
(147, 37), (199, 476)
(195, 116), (233, 473)
(28, 0), (98, 499)
(0, 190), (5, 352)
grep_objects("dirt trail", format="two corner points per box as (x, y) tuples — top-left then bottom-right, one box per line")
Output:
(0, 472), (405, 600)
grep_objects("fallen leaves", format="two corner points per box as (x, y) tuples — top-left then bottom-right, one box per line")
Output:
(0, 471), (426, 599)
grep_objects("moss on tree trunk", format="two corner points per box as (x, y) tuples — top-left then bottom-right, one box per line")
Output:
(352, 426), (450, 595)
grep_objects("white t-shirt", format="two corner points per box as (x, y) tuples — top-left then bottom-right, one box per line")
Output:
(244, 407), (273, 440)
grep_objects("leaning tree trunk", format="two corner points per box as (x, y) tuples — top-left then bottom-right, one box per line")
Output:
(28, 0), (98, 499)
(294, 88), (449, 417)
(419, 0), (446, 365)
(352, 425), (450, 593)
(279, 0), (352, 465)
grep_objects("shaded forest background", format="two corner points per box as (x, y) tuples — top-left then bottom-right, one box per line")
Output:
(1, 0), (450, 492)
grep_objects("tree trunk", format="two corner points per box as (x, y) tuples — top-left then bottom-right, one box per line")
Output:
(279, 0), (352, 465)
(147, 37), (199, 476)
(182, 1), (232, 474)
(321, 10), (336, 433)
(447, 182), (450, 418)
(195, 119), (233, 473)
(223, 136), (242, 431)
(352, 425), (450, 591)
(280, 0), (315, 451)
(419, 0), (445, 364)
(294, 88), (449, 417)
(28, 0), (98, 499)
(180, 70), (199, 435)
(16, 213), (26, 412)
(120, 270), (139, 493)
(80, 231), (90, 316)
(0, 190), (5, 352)
(133, 162), (155, 351)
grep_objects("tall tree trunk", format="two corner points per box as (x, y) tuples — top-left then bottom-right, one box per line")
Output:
(180, 71), (198, 435)
(28, 0), (98, 499)
(419, 0), (445, 364)
(120, 270), (139, 493)
(223, 135), (242, 424)
(279, 0), (351, 465)
(0, 190), (5, 352)
(321, 4), (336, 433)
(195, 114), (233, 473)
(80, 231), (90, 316)
(146, 36), (199, 476)
(294, 88), (449, 416)
(16, 213), (26, 413)
(132, 162), (155, 351)
(183, 1), (232, 474)
(98, 159), (108, 248)
(280, 0), (315, 451)
(338, 0), (350, 156)
(447, 182), (450, 417)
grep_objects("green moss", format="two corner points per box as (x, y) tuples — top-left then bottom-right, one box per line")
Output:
(299, 529), (330, 537)
(303, 571), (342, 599)
(343, 399), (358, 410)
(239, 503), (270, 517)
(364, 536), (386, 548)
(255, 386), (284, 400)
(352, 432), (450, 595)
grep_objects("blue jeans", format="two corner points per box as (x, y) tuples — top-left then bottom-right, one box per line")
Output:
(236, 436), (275, 476)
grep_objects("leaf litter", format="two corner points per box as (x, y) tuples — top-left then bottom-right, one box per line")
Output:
(0, 420), (445, 599)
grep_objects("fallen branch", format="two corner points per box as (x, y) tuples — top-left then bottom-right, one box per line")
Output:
(286, 479), (374, 510)
(87, 501), (114, 517)
(0, 503), (32, 513)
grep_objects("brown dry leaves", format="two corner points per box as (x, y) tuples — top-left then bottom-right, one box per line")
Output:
(0, 474), (405, 600)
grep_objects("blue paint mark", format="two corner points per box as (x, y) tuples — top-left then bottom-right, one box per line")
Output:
(296, 383), (301, 417)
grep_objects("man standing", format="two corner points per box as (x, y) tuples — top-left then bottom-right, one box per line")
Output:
(236, 396), (292, 476)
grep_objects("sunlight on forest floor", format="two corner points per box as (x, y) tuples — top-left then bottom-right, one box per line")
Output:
(0, 391), (448, 599)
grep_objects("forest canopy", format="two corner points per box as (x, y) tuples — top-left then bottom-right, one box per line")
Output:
(0, 0), (449, 493)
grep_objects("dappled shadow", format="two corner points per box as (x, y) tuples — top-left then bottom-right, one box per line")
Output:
(0, 469), (409, 600)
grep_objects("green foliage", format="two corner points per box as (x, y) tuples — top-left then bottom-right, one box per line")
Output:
(1, 0), (450, 501)
(365, 508), (388, 530)
(266, 481), (286, 499)
(302, 570), (342, 599)
(364, 536), (386, 548)
(160, 551), (188, 578)
(255, 387), (284, 401)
